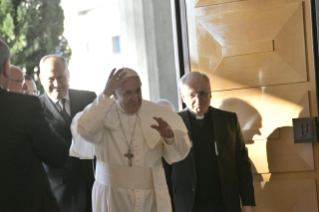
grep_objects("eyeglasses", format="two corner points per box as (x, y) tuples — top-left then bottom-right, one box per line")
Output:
(10, 79), (25, 84)
(185, 91), (210, 99)
(22, 90), (40, 96)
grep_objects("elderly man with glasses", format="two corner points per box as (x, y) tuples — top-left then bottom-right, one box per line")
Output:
(7, 65), (25, 93)
(163, 71), (256, 212)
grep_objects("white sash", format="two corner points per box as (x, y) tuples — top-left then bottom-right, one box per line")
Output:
(95, 161), (172, 212)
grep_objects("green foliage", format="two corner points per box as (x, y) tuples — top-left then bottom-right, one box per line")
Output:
(0, 0), (72, 92)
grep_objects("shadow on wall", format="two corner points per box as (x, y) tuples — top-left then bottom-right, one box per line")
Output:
(219, 98), (262, 144)
(266, 107), (311, 174)
(255, 123), (315, 211)
(217, 99), (316, 211)
(218, 98), (262, 180)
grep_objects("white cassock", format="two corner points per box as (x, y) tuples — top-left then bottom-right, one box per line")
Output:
(70, 94), (191, 212)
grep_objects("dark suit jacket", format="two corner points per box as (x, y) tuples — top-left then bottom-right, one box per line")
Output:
(0, 87), (69, 212)
(164, 107), (255, 212)
(39, 89), (97, 212)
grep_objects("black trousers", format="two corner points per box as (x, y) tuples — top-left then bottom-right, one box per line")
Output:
(85, 187), (92, 212)
(192, 200), (226, 212)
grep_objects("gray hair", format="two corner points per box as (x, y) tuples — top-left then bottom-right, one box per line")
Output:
(39, 54), (69, 73)
(156, 99), (176, 112)
(179, 71), (210, 91)
(24, 75), (34, 81)
(0, 38), (11, 74)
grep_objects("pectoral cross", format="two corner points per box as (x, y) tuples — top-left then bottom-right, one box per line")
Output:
(124, 149), (134, 167)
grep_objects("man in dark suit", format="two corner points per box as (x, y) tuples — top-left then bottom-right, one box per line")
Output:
(164, 72), (255, 212)
(39, 55), (97, 212)
(0, 39), (69, 211)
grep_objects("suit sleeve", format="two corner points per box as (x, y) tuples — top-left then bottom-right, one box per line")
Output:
(26, 97), (69, 167)
(234, 114), (256, 206)
(89, 92), (97, 102)
(162, 158), (175, 211)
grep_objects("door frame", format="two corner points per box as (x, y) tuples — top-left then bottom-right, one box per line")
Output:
(310, 0), (319, 116)
(172, 0), (190, 78)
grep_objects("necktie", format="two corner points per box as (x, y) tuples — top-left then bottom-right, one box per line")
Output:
(59, 99), (71, 124)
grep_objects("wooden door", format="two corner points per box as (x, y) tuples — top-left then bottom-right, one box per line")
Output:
(183, 0), (319, 211)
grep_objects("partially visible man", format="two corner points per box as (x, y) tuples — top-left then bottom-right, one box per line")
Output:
(0, 39), (69, 211)
(156, 98), (176, 112)
(23, 75), (39, 96)
(164, 72), (255, 212)
(39, 55), (97, 212)
(7, 65), (24, 93)
(70, 68), (191, 212)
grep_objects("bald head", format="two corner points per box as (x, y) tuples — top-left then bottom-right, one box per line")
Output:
(23, 75), (38, 96)
(39, 55), (69, 100)
(156, 99), (175, 112)
(8, 65), (24, 93)
(0, 38), (11, 89)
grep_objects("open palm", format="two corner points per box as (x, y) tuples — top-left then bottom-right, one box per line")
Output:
(150, 117), (173, 138)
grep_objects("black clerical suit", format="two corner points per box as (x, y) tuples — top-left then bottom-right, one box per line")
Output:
(164, 107), (255, 212)
(0, 87), (69, 212)
(40, 89), (96, 212)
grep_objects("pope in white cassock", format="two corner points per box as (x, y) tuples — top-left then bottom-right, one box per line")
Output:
(70, 68), (191, 212)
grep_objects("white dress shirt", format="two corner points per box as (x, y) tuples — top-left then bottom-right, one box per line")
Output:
(48, 91), (71, 116)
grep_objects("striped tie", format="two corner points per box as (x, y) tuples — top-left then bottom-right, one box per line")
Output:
(59, 99), (71, 124)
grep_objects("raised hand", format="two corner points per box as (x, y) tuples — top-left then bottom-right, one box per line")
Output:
(151, 117), (174, 138)
(103, 68), (127, 97)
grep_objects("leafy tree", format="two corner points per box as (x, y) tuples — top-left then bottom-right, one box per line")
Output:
(0, 0), (71, 92)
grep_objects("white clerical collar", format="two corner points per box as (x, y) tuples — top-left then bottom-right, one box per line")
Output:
(48, 90), (70, 104)
(188, 110), (205, 120)
(196, 115), (204, 120)
(0, 84), (3, 89)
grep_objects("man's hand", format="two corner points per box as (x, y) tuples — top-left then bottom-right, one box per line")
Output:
(103, 68), (127, 97)
(151, 117), (174, 138)
(242, 206), (254, 212)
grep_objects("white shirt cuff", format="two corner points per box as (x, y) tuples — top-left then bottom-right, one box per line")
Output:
(162, 134), (175, 145)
